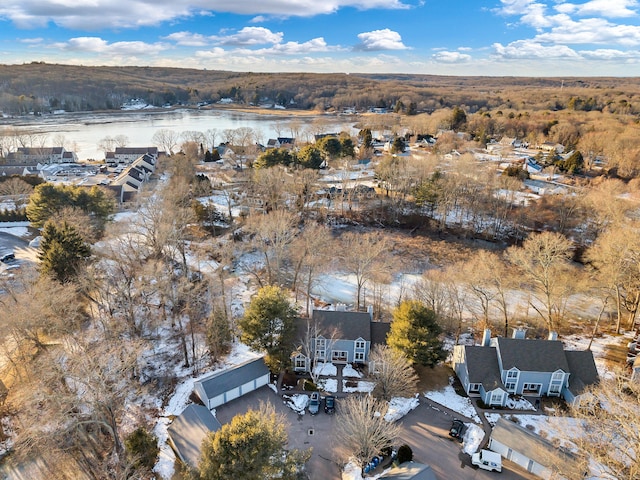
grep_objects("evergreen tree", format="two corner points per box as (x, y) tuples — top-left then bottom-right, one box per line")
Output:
(387, 300), (446, 367)
(204, 150), (213, 162)
(359, 128), (373, 149)
(38, 220), (91, 283)
(238, 285), (298, 371)
(199, 404), (310, 480)
(296, 145), (324, 169)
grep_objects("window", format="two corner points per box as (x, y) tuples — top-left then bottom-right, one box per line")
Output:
(316, 338), (326, 349)
(315, 349), (325, 360)
(355, 352), (365, 362)
(355, 340), (366, 350)
(469, 383), (480, 393)
(523, 383), (541, 394)
(552, 371), (564, 381)
(548, 384), (561, 394)
(506, 382), (516, 391)
(506, 370), (518, 379)
(331, 350), (348, 363)
(490, 391), (503, 404)
(294, 356), (306, 369)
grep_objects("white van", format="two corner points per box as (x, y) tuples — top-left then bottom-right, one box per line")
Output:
(471, 449), (502, 472)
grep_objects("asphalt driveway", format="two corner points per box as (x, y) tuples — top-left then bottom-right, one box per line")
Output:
(213, 386), (539, 480)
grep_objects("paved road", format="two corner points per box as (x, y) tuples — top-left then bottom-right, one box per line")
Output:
(214, 386), (539, 480)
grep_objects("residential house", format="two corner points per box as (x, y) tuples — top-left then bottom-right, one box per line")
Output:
(452, 328), (598, 407)
(107, 147), (159, 165)
(488, 418), (582, 479)
(167, 404), (221, 469)
(193, 357), (270, 410)
(265, 137), (296, 149)
(110, 154), (156, 194)
(291, 307), (390, 372)
(9, 147), (77, 164)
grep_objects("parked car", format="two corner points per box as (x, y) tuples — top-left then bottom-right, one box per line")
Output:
(471, 449), (502, 472)
(308, 392), (320, 415)
(0, 252), (15, 263)
(324, 395), (335, 414)
(449, 419), (466, 441)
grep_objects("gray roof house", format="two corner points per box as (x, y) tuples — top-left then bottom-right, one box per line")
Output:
(194, 357), (270, 410)
(488, 418), (582, 479)
(167, 404), (221, 469)
(291, 307), (390, 372)
(378, 462), (437, 480)
(452, 329), (598, 407)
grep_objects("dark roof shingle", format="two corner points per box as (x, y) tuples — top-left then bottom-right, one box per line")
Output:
(495, 338), (570, 372)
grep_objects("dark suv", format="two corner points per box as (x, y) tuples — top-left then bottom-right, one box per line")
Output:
(449, 419), (465, 441)
(324, 395), (335, 414)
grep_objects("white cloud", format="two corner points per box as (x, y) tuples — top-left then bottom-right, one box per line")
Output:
(0, 0), (411, 29)
(492, 39), (581, 58)
(237, 37), (334, 55)
(555, 0), (638, 18)
(496, 0), (554, 28)
(51, 37), (168, 56)
(535, 16), (640, 46)
(19, 37), (43, 44)
(214, 27), (283, 46)
(163, 31), (210, 47)
(580, 48), (640, 59)
(354, 29), (409, 51)
(432, 51), (472, 63)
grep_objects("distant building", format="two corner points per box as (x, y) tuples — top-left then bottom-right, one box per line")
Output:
(106, 147), (158, 165)
(8, 147), (77, 164)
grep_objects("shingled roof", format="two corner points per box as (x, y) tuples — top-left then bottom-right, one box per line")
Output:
(491, 418), (581, 476)
(168, 404), (221, 468)
(494, 338), (570, 372)
(565, 350), (599, 395)
(464, 346), (505, 391)
(194, 357), (269, 400)
(311, 310), (373, 341)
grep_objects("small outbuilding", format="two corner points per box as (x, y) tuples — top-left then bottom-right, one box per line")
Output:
(488, 418), (582, 479)
(193, 357), (270, 410)
(378, 461), (437, 480)
(167, 404), (221, 469)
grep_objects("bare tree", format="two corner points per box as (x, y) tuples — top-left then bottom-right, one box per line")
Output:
(507, 231), (576, 333)
(335, 395), (401, 470)
(290, 222), (332, 316)
(561, 374), (640, 480)
(152, 128), (180, 155)
(204, 128), (219, 151)
(113, 134), (129, 148)
(245, 209), (298, 287)
(368, 345), (418, 402)
(338, 231), (391, 310)
(297, 318), (338, 385)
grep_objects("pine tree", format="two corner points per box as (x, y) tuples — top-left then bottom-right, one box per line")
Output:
(387, 300), (446, 367)
(199, 404), (310, 480)
(38, 220), (91, 283)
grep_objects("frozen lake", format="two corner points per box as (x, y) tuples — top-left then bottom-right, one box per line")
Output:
(0, 108), (358, 161)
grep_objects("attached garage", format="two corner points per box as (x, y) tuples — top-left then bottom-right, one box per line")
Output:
(194, 357), (270, 410)
(488, 418), (581, 479)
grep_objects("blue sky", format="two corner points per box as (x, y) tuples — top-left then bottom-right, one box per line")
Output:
(1, 0), (639, 76)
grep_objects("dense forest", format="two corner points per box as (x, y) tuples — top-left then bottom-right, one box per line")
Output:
(2, 62), (640, 115)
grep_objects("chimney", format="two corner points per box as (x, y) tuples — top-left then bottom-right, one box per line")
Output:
(512, 327), (527, 339)
(481, 329), (492, 347)
(548, 331), (558, 341)
(367, 305), (374, 320)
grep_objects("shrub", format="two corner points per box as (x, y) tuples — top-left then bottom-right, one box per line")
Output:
(397, 444), (413, 464)
(124, 427), (159, 470)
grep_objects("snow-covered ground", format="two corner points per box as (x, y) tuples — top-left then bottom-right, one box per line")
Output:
(152, 343), (261, 479)
(424, 384), (481, 423)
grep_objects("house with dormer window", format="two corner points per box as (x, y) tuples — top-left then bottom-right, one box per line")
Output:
(452, 328), (598, 407)
(291, 307), (389, 373)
